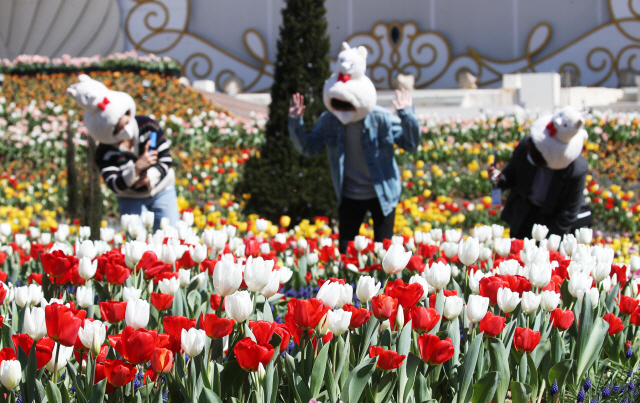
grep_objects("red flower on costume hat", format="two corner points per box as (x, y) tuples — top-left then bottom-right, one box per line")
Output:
(97, 97), (110, 111)
(338, 73), (351, 83)
(546, 121), (557, 137)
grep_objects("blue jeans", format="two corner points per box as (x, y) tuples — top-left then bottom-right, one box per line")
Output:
(117, 185), (180, 231)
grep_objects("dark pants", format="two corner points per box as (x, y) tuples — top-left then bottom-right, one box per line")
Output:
(338, 197), (395, 253)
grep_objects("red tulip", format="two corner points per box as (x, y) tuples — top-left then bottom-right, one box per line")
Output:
(28, 273), (43, 285)
(417, 334), (454, 365)
(210, 294), (224, 311)
(103, 359), (138, 387)
(162, 316), (196, 343)
(0, 347), (16, 363)
(234, 337), (274, 371)
(150, 293), (174, 311)
(368, 346), (406, 370)
(286, 298), (331, 330)
(550, 309), (575, 331)
(428, 289), (457, 309)
(45, 303), (85, 347)
(478, 312), (507, 337)
(138, 251), (172, 280)
(154, 333), (181, 355)
(109, 326), (158, 364)
(245, 239), (260, 258)
(274, 324), (291, 351)
(175, 251), (196, 270)
(150, 347), (173, 374)
(385, 279), (424, 310)
(200, 259), (217, 276)
(371, 294), (399, 321)
(41, 250), (78, 277)
(249, 321), (277, 345)
(342, 304), (371, 329)
(199, 313), (235, 339)
(513, 327), (541, 353)
(0, 315), (3, 329)
(105, 263), (130, 285)
(479, 276), (507, 305)
(99, 301), (127, 324)
(602, 313), (624, 336)
(618, 295), (639, 315)
(12, 334), (54, 370)
(405, 306), (440, 334)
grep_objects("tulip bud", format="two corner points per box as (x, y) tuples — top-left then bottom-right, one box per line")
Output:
(444, 295), (464, 320)
(212, 257), (243, 297)
(379, 319), (390, 333)
(278, 267), (293, 284)
(531, 224), (549, 242)
(395, 305), (405, 329)
(496, 288), (521, 313)
(466, 295), (490, 323)
(76, 286), (93, 308)
(493, 238), (512, 257)
(24, 307), (47, 340)
(336, 283), (353, 308)
(575, 228), (592, 245)
(40, 233), (52, 245)
(100, 227), (114, 243)
(521, 291), (542, 314)
(491, 225), (504, 239)
(257, 362), (267, 382)
(190, 244), (207, 263)
(78, 319), (107, 355)
(423, 261), (451, 290)
(327, 309), (352, 336)
(540, 291), (561, 311)
(141, 211), (155, 230)
(430, 228), (442, 242)
(181, 328), (207, 357)
(529, 262), (552, 288)
(225, 290), (252, 323)
(356, 276), (381, 303)
(630, 255), (640, 273)
(15, 286), (30, 308)
(354, 235), (369, 252)
(0, 223), (11, 237)
(315, 313), (330, 336)
(307, 252), (319, 265)
(0, 360), (21, 390)
(125, 299), (150, 330)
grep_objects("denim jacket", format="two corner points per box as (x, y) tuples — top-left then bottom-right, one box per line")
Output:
(288, 106), (420, 216)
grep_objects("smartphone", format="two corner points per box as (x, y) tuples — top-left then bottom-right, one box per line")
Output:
(149, 132), (157, 150)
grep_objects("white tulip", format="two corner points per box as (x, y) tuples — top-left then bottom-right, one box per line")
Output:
(0, 360), (21, 390)
(540, 291), (561, 311)
(382, 244), (411, 275)
(493, 238), (512, 257)
(181, 328), (207, 357)
(458, 237), (480, 266)
(379, 319), (390, 333)
(473, 225), (493, 243)
(255, 218), (269, 232)
(575, 228), (593, 245)
(316, 281), (341, 308)
(498, 260), (520, 275)
(76, 240), (96, 260)
(0, 223), (11, 237)
(356, 276), (381, 303)
(76, 286), (93, 308)
(122, 287), (142, 302)
(14, 234), (26, 247)
(160, 244), (177, 265)
(466, 295), (490, 323)
(491, 224), (504, 239)
(336, 283), (353, 308)
(354, 235), (369, 252)
(479, 247), (493, 261)
(40, 233), (52, 245)
(307, 252), (319, 265)
(560, 234), (578, 257)
(28, 227), (40, 239)
(444, 295), (464, 320)
(469, 270), (485, 294)
(546, 234), (560, 252)
(78, 257), (98, 280)
(24, 307), (47, 340)
(190, 244), (207, 264)
(440, 242), (459, 259)
(568, 272), (593, 298)
(423, 261), (451, 290)
(576, 287), (599, 309)
(158, 277), (180, 295)
(244, 257), (275, 292)
(100, 227), (114, 243)
(259, 243), (271, 255)
(592, 262), (612, 283)
(521, 291), (541, 314)
(55, 224), (69, 243)
(445, 229), (461, 243)
(409, 275), (432, 301)
(497, 288), (521, 313)
(395, 305), (405, 329)
(178, 269), (191, 287)
(125, 299), (150, 330)
(414, 231), (424, 245)
(225, 290), (252, 323)
(430, 228), (443, 243)
(278, 267), (293, 284)
(327, 309), (352, 336)
(630, 256), (640, 273)
(141, 211), (155, 230)
(78, 319), (106, 355)
(14, 286), (30, 308)
(78, 226), (91, 240)
(45, 344), (73, 373)
(297, 238), (308, 251)
(123, 241), (146, 269)
(259, 271), (281, 298)
(212, 256), (243, 297)
(531, 224), (549, 241)
(529, 262), (552, 288)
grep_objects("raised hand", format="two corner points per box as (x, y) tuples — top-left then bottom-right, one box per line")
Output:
(289, 93), (306, 119)
(392, 88), (413, 110)
(134, 141), (158, 175)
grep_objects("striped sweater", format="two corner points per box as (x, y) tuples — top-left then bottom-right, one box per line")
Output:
(95, 116), (175, 199)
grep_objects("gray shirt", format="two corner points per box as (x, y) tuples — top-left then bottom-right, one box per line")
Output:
(343, 120), (377, 200)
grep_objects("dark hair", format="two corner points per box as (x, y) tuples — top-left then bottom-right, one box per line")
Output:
(528, 139), (547, 167)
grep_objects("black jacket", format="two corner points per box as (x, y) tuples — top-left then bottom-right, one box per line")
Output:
(498, 135), (589, 237)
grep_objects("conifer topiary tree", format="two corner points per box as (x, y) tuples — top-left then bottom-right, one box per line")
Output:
(236, 0), (335, 224)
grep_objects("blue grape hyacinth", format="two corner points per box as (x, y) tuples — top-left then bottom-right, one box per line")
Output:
(550, 379), (559, 397)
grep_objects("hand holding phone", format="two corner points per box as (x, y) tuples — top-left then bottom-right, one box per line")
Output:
(149, 132), (157, 150)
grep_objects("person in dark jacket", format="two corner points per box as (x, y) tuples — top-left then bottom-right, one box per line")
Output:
(489, 106), (592, 239)
(67, 75), (178, 231)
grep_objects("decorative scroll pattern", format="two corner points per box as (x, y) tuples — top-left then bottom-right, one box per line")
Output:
(125, 0), (273, 92)
(124, 0), (640, 91)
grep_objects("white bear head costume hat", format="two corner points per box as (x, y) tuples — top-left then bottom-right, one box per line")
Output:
(67, 74), (138, 145)
(529, 106), (588, 170)
(323, 42), (377, 125)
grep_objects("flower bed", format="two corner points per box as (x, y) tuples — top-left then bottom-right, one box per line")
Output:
(0, 218), (635, 402)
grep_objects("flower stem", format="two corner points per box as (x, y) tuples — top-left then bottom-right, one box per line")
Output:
(52, 342), (61, 383)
